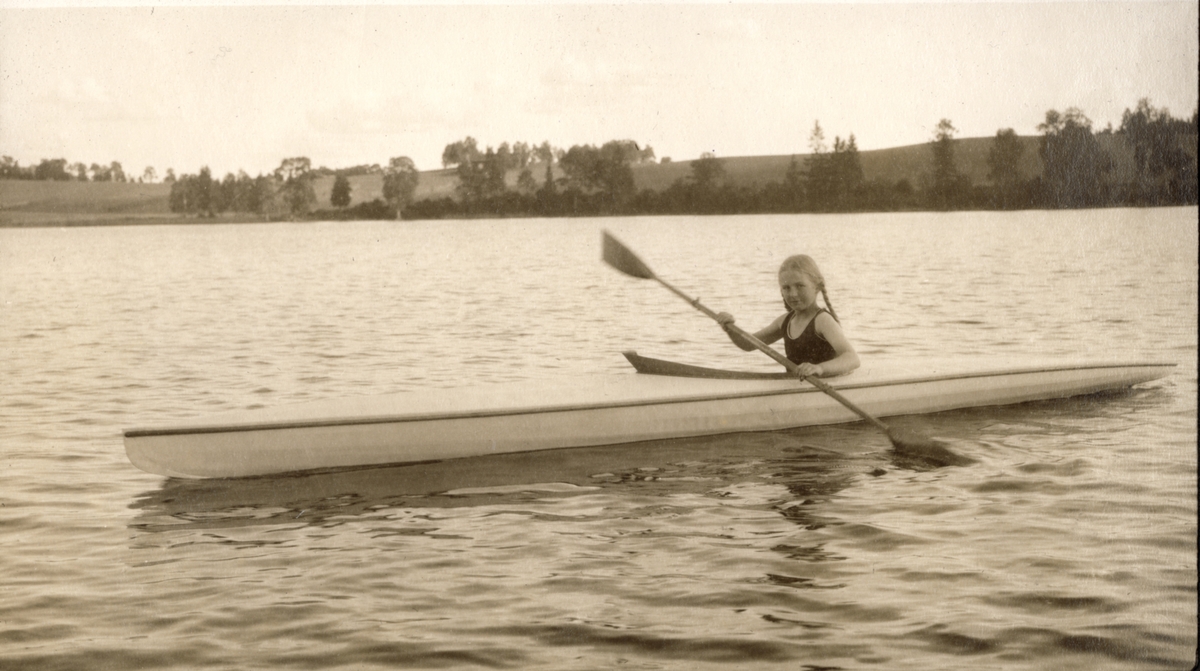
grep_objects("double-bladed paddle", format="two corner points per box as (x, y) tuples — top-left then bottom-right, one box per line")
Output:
(601, 229), (966, 463)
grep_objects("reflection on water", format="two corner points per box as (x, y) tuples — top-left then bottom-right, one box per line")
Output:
(129, 429), (866, 534)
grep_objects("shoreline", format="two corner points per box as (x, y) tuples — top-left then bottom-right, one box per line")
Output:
(0, 212), (282, 228)
(3, 203), (1189, 229)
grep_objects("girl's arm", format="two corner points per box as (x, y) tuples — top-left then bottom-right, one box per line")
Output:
(715, 312), (784, 351)
(807, 312), (860, 377)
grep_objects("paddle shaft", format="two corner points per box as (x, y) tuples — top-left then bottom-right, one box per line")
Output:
(651, 274), (892, 434)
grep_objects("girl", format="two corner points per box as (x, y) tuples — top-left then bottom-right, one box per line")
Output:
(716, 254), (859, 378)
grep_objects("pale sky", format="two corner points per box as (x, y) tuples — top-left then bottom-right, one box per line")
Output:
(1, 2), (1196, 177)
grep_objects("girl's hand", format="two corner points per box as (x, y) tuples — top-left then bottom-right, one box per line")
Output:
(796, 363), (824, 378)
(715, 312), (735, 330)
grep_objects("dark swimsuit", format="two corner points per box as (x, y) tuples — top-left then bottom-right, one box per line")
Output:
(783, 308), (837, 365)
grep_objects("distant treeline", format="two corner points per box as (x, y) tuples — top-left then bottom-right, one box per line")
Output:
(0, 156), (387, 184)
(164, 156), (420, 220)
(0, 157), (156, 183)
(410, 100), (1196, 218)
(3, 98), (1195, 219)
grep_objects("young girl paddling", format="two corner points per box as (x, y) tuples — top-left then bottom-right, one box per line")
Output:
(716, 254), (860, 378)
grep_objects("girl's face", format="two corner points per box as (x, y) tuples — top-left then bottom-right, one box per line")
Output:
(779, 269), (819, 312)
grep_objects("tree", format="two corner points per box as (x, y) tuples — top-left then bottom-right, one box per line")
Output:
(213, 172), (237, 213)
(142, 166), (157, 184)
(512, 141), (532, 168)
(71, 162), (89, 181)
(1037, 108), (1112, 208)
(243, 174), (275, 217)
(558, 145), (599, 192)
(1122, 99), (1166, 176)
(195, 166), (215, 216)
(830, 135), (864, 210)
(533, 141), (556, 165)
(535, 160), (559, 214)
(449, 143), (510, 209)
(783, 156), (804, 210)
(330, 174), (352, 208)
(680, 152), (731, 213)
(1120, 98), (1197, 205)
(275, 157), (311, 182)
(928, 119), (968, 209)
(605, 139), (651, 165)
(168, 175), (191, 213)
(516, 168), (537, 194)
(442, 137), (481, 168)
(274, 157), (316, 218)
(34, 159), (71, 181)
(496, 142), (515, 170)
(987, 128), (1026, 209)
(802, 126), (866, 212)
(804, 121), (833, 210)
(483, 147), (506, 197)
(558, 141), (637, 212)
(382, 156), (419, 218)
(595, 141), (637, 211)
(168, 170), (215, 215)
(454, 150), (502, 206)
(808, 120), (827, 155)
(690, 152), (726, 192)
(110, 161), (127, 183)
(540, 161), (557, 196)
(164, 168), (176, 183)
(228, 171), (253, 212)
(0, 156), (19, 179)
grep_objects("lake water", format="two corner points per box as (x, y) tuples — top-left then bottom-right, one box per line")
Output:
(1, 209), (1195, 670)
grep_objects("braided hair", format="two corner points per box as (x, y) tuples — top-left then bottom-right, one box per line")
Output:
(779, 254), (840, 322)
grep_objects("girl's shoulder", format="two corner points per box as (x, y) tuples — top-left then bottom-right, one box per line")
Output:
(813, 309), (842, 331)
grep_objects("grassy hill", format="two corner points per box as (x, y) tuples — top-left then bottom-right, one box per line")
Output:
(649, 134), (1138, 192)
(318, 134), (1138, 202)
(0, 180), (173, 225)
(0, 134), (1146, 225)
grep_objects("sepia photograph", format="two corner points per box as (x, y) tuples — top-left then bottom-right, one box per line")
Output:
(1, 1), (1196, 669)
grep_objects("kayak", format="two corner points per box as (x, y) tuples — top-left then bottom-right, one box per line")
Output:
(124, 354), (1174, 479)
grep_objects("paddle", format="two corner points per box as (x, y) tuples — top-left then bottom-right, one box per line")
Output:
(601, 230), (967, 464)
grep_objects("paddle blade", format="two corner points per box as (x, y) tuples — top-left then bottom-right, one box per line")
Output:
(887, 428), (976, 467)
(602, 230), (656, 279)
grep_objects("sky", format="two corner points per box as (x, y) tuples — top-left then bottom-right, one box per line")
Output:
(1, 2), (1197, 178)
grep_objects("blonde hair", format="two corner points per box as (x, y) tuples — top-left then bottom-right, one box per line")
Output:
(779, 254), (840, 322)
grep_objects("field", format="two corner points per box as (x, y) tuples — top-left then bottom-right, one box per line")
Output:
(0, 180), (174, 225)
(0, 135), (1141, 226)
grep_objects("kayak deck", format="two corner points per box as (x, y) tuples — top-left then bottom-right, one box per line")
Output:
(124, 355), (1175, 479)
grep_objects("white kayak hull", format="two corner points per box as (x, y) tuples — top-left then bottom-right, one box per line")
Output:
(124, 358), (1174, 479)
